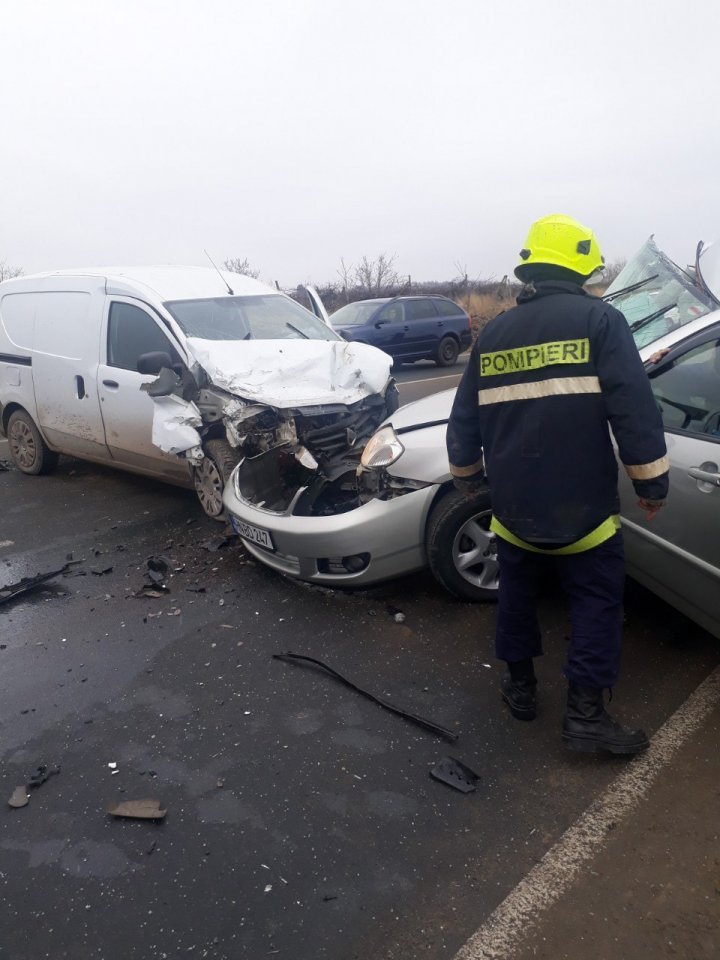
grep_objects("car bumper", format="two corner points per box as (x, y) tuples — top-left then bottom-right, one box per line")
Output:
(222, 483), (440, 586)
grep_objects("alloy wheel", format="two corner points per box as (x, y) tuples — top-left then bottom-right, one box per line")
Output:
(194, 457), (224, 517)
(452, 511), (499, 591)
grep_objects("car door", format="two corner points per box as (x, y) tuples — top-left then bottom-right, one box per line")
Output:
(402, 298), (441, 357)
(620, 330), (720, 635)
(371, 301), (407, 356)
(97, 298), (191, 478)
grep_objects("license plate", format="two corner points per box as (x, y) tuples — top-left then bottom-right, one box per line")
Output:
(231, 517), (275, 551)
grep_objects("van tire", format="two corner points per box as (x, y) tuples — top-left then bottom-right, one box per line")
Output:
(426, 489), (499, 601)
(435, 336), (460, 367)
(194, 439), (240, 520)
(7, 410), (59, 476)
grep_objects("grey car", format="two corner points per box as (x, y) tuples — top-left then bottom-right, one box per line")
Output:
(223, 237), (720, 638)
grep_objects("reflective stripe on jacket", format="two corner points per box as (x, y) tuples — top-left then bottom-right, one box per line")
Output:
(446, 281), (669, 547)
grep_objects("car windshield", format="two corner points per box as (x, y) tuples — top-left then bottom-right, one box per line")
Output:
(604, 237), (715, 349)
(331, 300), (389, 326)
(164, 294), (339, 342)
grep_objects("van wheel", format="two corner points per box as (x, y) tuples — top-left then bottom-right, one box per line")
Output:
(435, 336), (460, 367)
(7, 410), (59, 476)
(426, 489), (499, 601)
(194, 440), (240, 520)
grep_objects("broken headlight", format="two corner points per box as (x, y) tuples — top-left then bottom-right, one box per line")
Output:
(360, 425), (404, 468)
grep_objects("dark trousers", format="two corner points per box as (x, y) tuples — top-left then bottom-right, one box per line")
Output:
(495, 532), (625, 689)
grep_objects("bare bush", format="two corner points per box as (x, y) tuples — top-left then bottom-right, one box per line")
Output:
(0, 260), (23, 282)
(223, 257), (260, 279)
(353, 253), (401, 298)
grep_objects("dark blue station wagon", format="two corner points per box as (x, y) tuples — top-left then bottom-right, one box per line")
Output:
(331, 296), (472, 366)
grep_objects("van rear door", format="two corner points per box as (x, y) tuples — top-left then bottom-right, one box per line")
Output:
(97, 298), (190, 478)
(4, 280), (110, 458)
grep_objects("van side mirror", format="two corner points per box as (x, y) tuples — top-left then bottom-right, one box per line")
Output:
(137, 351), (172, 375)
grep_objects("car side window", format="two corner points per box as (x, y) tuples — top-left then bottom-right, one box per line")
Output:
(405, 299), (438, 321)
(435, 299), (461, 318)
(376, 303), (403, 323)
(108, 303), (181, 372)
(649, 338), (720, 439)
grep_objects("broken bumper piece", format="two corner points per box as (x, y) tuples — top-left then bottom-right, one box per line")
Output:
(223, 481), (439, 586)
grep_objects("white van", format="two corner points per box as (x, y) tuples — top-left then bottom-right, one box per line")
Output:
(0, 266), (396, 516)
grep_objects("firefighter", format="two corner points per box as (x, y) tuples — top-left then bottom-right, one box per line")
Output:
(446, 214), (668, 754)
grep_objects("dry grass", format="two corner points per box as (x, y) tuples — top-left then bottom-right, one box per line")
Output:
(456, 292), (517, 337)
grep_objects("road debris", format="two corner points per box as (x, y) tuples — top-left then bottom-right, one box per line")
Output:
(90, 565), (113, 576)
(28, 765), (61, 789)
(8, 786), (29, 809)
(387, 604), (406, 623)
(0, 565), (72, 607)
(0, 461), (9, 471)
(273, 652), (458, 742)
(430, 757), (480, 793)
(107, 798), (167, 820)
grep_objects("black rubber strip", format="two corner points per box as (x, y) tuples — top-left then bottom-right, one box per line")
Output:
(273, 652), (459, 741)
(0, 565), (70, 606)
(0, 353), (32, 366)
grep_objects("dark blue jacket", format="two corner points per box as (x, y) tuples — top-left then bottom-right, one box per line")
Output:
(446, 282), (669, 545)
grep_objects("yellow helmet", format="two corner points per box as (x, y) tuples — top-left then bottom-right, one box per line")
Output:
(515, 214), (604, 280)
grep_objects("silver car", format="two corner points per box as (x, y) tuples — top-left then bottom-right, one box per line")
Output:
(223, 237), (720, 637)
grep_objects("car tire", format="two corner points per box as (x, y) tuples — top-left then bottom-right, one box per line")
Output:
(426, 489), (499, 601)
(7, 409), (60, 476)
(435, 336), (460, 367)
(194, 439), (240, 520)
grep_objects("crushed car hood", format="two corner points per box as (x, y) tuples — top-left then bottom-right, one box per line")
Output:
(185, 338), (391, 408)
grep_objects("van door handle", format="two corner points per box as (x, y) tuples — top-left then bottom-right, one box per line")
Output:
(75, 375), (85, 399)
(102, 379), (119, 389)
(688, 464), (720, 488)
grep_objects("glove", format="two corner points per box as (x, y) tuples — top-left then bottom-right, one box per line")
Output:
(452, 472), (485, 498)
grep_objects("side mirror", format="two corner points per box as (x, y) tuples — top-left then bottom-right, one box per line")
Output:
(137, 351), (173, 375)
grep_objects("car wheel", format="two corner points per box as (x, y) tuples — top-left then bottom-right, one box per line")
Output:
(426, 489), (499, 601)
(194, 439), (240, 520)
(435, 336), (459, 367)
(7, 410), (59, 476)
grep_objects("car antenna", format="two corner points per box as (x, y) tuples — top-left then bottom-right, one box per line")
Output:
(203, 249), (234, 295)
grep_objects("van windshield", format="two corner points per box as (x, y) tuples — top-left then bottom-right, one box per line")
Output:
(164, 294), (338, 342)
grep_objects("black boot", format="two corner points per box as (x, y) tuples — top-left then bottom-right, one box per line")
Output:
(562, 684), (649, 755)
(500, 658), (537, 721)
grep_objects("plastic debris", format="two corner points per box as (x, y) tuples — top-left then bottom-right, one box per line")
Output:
(107, 798), (167, 820)
(0, 461), (9, 471)
(0, 565), (71, 607)
(8, 786), (29, 809)
(273, 652), (458, 742)
(90, 565), (113, 576)
(27, 764), (61, 789)
(430, 757), (480, 793)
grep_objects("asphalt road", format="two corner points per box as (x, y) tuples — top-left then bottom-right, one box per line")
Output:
(1, 364), (718, 960)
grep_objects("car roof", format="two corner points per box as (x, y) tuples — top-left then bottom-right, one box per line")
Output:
(3, 265), (272, 302)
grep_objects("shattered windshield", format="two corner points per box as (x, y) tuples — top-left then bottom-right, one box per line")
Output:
(164, 294), (339, 342)
(331, 300), (389, 326)
(604, 237), (715, 349)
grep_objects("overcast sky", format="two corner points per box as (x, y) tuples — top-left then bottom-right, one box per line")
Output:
(1, 0), (718, 288)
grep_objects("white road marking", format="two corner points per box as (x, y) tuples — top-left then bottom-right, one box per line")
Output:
(452, 666), (720, 960)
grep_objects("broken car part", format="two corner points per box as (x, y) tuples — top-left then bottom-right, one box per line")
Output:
(0, 565), (71, 607)
(430, 757), (480, 793)
(8, 786), (29, 809)
(107, 799), (167, 820)
(273, 653), (458, 742)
